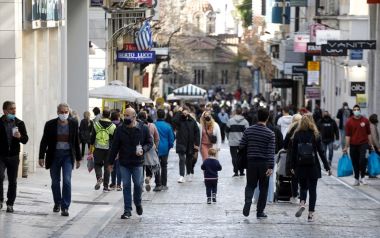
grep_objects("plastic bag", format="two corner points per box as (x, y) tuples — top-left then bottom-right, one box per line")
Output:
(144, 146), (161, 174)
(87, 154), (94, 173)
(337, 154), (353, 177)
(368, 151), (380, 176)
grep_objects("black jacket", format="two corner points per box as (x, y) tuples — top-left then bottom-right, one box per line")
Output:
(172, 113), (200, 154)
(79, 119), (93, 144)
(267, 123), (283, 154)
(108, 121), (153, 167)
(291, 130), (330, 179)
(317, 116), (339, 143)
(0, 116), (28, 157)
(39, 118), (81, 169)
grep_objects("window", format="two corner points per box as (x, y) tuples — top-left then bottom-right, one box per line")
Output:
(221, 70), (228, 84)
(193, 69), (205, 85)
(206, 12), (216, 34)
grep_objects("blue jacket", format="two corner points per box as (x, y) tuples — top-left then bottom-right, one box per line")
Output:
(155, 119), (175, 157)
(201, 158), (222, 179)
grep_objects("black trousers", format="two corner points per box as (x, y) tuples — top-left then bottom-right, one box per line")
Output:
(81, 142), (90, 158)
(0, 156), (20, 206)
(205, 179), (218, 198)
(245, 162), (269, 214)
(291, 175), (299, 198)
(230, 146), (244, 174)
(220, 123), (226, 142)
(349, 144), (368, 180)
(94, 148), (110, 186)
(299, 178), (318, 212)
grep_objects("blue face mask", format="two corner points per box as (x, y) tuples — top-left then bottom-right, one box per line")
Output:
(353, 111), (361, 117)
(6, 114), (15, 120)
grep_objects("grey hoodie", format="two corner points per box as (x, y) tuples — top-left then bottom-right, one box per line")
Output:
(226, 115), (249, 146)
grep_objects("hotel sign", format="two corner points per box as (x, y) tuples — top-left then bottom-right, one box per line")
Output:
(116, 51), (156, 63)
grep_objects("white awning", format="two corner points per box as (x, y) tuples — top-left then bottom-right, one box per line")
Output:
(173, 84), (206, 97)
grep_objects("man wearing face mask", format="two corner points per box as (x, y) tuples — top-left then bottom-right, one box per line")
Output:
(317, 111), (339, 166)
(39, 103), (81, 216)
(343, 105), (374, 186)
(108, 108), (153, 219)
(336, 102), (353, 148)
(0, 101), (28, 213)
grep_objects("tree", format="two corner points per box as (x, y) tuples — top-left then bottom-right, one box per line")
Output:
(235, 0), (252, 28)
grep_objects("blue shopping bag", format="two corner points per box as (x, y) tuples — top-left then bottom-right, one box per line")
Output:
(368, 152), (380, 176)
(337, 154), (353, 177)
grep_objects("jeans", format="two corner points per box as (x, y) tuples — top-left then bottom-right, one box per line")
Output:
(178, 153), (194, 176)
(111, 159), (121, 186)
(119, 165), (143, 213)
(349, 144), (368, 180)
(205, 180), (218, 198)
(245, 162), (269, 214)
(0, 155), (20, 206)
(94, 148), (110, 187)
(50, 149), (73, 209)
(322, 141), (334, 162)
(340, 129), (346, 148)
(299, 178), (318, 212)
(230, 146), (244, 175)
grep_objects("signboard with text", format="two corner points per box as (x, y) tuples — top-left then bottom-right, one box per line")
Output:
(116, 51), (156, 63)
(326, 40), (376, 50)
(321, 45), (348, 56)
(307, 43), (321, 55)
(271, 79), (294, 88)
(305, 87), (321, 99)
(290, 0), (307, 6)
(350, 82), (366, 96)
(316, 30), (340, 45)
(294, 34), (310, 53)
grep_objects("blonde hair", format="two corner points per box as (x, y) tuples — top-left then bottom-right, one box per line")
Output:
(295, 114), (320, 138)
(288, 114), (302, 132)
(208, 148), (217, 157)
(200, 111), (215, 131)
(83, 111), (91, 121)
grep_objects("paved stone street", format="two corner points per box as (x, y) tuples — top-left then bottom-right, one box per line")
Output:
(1, 143), (380, 238)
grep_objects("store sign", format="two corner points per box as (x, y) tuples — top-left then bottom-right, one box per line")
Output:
(316, 30), (340, 45)
(356, 94), (367, 108)
(307, 61), (320, 85)
(305, 87), (321, 99)
(350, 50), (363, 60)
(290, 0), (307, 6)
(116, 51), (156, 63)
(307, 61), (320, 71)
(292, 66), (307, 74)
(321, 45), (348, 56)
(123, 43), (138, 51)
(90, 0), (103, 6)
(271, 79), (294, 88)
(326, 40), (377, 50)
(284, 63), (303, 75)
(307, 43), (321, 55)
(294, 34), (310, 53)
(350, 82), (366, 96)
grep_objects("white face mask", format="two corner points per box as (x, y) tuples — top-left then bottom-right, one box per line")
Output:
(58, 113), (69, 121)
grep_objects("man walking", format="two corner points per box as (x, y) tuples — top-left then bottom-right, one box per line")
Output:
(154, 109), (175, 190)
(343, 105), (374, 186)
(172, 106), (200, 183)
(240, 108), (275, 219)
(39, 103), (81, 216)
(218, 108), (229, 143)
(317, 111), (339, 166)
(0, 101), (28, 213)
(277, 106), (293, 139)
(89, 109), (116, 192)
(226, 107), (249, 177)
(108, 108), (152, 219)
(336, 102), (353, 148)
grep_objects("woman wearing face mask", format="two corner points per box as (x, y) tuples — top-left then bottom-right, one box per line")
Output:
(200, 111), (222, 161)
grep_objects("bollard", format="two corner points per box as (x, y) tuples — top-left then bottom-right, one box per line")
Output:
(22, 152), (28, 178)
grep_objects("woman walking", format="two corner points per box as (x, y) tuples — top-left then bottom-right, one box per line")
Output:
(200, 111), (221, 161)
(79, 111), (93, 158)
(291, 114), (331, 222)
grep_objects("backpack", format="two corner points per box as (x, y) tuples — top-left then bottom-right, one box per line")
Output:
(94, 122), (114, 150)
(297, 136), (316, 166)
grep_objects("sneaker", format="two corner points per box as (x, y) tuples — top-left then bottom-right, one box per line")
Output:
(61, 209), (69, 216)
(177, 176), (185, 183)
(295, 205), (306, 217)
(144, 177), (151, 185)
(94, 178), (103, 190)
(145, 184), (151, 192)
(53, 204), (60, 213)
(256, 212), (268, 219)
(109, 184), (116, 190)
(153, 186), (162, 192)
(116, 185), (122, 191)
(161, 186), (169, 191)
(232, 173), (239, 177)
(353, 179), (360, 186)
(121, 211), (132, 219)
(243, 202), (251, 217)
(103, 187), (111, 192)
(212, 193), (217, 203)
(360, 178), (368, 185)
(290, 197), (298, 204)
(6, 205), (14, 213)
(136, 205), (143, 215)
(207, 198), (212, 204)
(308, 213), (315, 222)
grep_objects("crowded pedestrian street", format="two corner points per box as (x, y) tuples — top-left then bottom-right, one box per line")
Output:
(1, 142), (379, 238)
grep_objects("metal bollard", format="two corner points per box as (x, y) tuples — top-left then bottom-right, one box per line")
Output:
(22, 152), (28, 178)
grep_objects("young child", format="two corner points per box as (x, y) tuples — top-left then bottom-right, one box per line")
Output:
(201, 148), (222, 204)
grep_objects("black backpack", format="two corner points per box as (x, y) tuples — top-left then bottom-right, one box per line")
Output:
(297, 135), (316, 166)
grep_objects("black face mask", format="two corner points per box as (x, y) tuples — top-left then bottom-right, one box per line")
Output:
(124, 118), (133, 125)
(205, 116), (211, 121)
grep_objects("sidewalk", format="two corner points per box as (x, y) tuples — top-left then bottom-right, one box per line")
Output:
(0, 143), (379, 238)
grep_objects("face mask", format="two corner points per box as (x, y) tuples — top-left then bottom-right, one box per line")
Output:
(205, 116), (211, 121)
(6, 114), (15, 120)
(124, 117), (133, 125)
(58, 113), (69, 121)
(344, 106), (348, 110)
(353, 111), (361, 117)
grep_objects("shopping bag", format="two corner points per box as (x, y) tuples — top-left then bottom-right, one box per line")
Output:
(337, 154), (353, 177)
(144, 145), (161, 174)
(87, 154), (94, 173)
(368, 152), (380, 176)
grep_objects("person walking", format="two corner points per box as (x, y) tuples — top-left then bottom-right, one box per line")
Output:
(0, 101), (28, 213)
(343, 105), (375, 186)
(154, 109), (175, 191)
(79, 111), (93, 158)
(200, 111), (222, 161)
(217, 108), (229, 143)
(92, 107), (101, 122)
(109, 110), (122, 191)
(89, 109), (116, 192)
(336, 102), (353, 148)
(317, 111), (339, 166)
(108, 107), (153, 219)
(240, 108), (275, 219)
(172, 106), (200, 183)
(226, 107), (249, 177)
(201, 148), (222, 204)
(369, 114), (380, 156)
(39, 103), (81, 216)
(277, 106), (293, 139)
(291, 114), (331, 222)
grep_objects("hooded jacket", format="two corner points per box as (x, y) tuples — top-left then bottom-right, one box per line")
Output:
(317, 116), (339, 143)
(277, 115), (293, 139)
(226, 115), (249, 147)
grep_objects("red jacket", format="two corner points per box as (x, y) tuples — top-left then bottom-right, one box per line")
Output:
(345, 116), (371, 145)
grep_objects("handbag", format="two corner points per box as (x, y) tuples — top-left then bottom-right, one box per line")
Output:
(205, 128), (217, 144)
(337, 154), (353, 177)
(368, 151), (380, 176)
